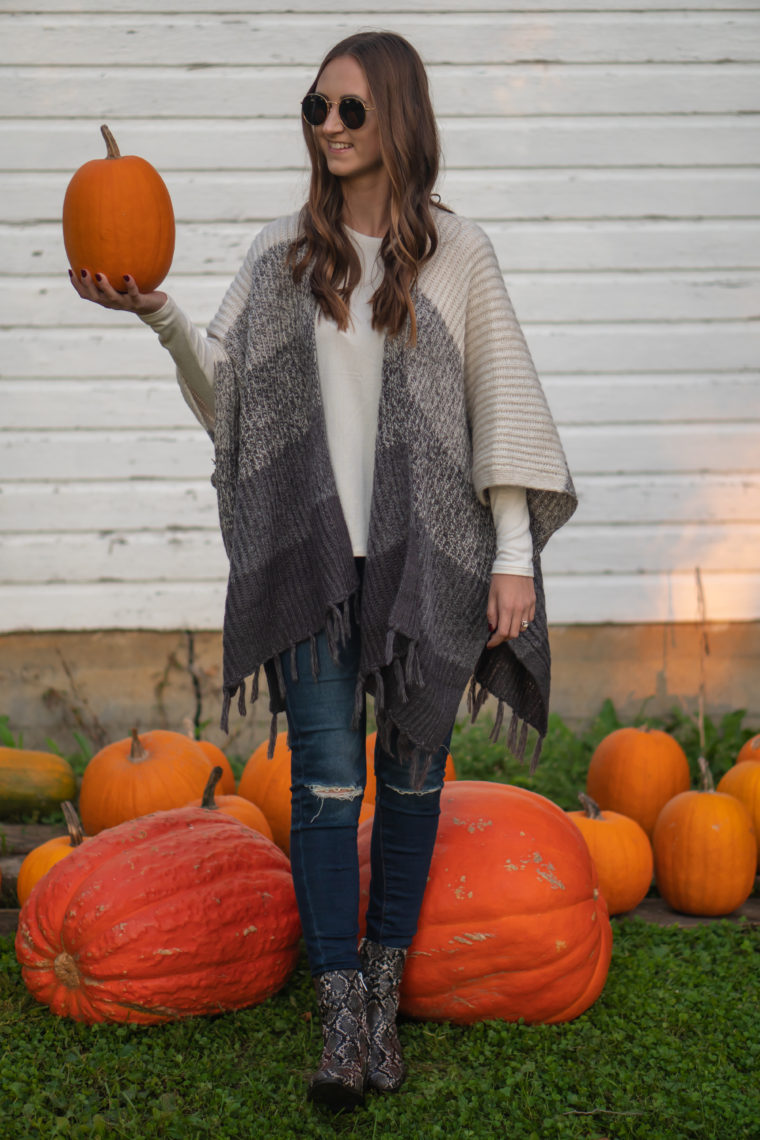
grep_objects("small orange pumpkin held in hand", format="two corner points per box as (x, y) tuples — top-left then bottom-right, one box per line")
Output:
(586, 726), (691, 838)
(16, 802), (87, 906)
(63, 124), (175, 293)
(653, 757), (756, 916)
(567, 793), (653, 915)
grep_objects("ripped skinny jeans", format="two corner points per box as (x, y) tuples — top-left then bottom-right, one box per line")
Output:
(280, 563), (452, 977)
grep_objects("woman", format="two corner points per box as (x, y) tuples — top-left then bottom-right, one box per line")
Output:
(70, 30), (576, 1110)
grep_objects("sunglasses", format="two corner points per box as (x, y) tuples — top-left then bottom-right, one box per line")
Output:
(301, 93), (375, 131)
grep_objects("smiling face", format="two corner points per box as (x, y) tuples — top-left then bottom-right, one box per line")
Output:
(312, 54), (385, 184)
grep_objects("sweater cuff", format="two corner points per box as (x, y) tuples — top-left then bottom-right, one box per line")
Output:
(489, 485), (534, 577)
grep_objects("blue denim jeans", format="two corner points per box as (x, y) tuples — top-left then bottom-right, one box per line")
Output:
(280, 563), (452, 977)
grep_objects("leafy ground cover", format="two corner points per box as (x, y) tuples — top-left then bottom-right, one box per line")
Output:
(2, 919), (760, 1139)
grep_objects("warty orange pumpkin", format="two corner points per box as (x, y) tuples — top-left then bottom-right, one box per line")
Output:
(78, 728), (213, 834)
(16, 807), (301, 1024)
(586, 726), (691, 838)
(16, 802), (87, 907)
(653, 757), (756, 916)
(63, 124), (174, 293)
(566, 793), (653, 915)
(359, 781), (612, 1024)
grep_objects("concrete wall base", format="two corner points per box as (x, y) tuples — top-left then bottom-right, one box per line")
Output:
(2, 623), (758, 758)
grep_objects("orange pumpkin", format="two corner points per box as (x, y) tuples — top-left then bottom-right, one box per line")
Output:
(586, 726), (691, 838)
(186, 766), (273, 842)
(16, 802), (87, 907)
(78, 728), (213, 835)
(359, 781), (612, 1024)
(238, 732), (374, 855)
(717, 761), (760, 865)
(736, 734), (760, 765)
(191, 736), (236, 794)
(16, 808), (301, 1024)
(364, 731), (456, 805)
(63, 124), (174, 293)
(566, 793), (653, 915)
(653, 758), (756, 916)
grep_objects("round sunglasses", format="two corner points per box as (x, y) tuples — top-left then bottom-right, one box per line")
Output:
(301, 93), (375, 131)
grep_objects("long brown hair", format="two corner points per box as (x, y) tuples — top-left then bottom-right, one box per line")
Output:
(289, 31), (449, 344)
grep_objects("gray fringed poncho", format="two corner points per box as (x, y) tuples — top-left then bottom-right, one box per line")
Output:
(210, 210), (577, 769)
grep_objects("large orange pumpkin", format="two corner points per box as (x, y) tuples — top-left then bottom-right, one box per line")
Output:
(653, 758), (756, 916)
(238, 732), (374, 855)
(359, 781), (612, 1024)
(364, 731), (456, 805)
(78, 729), (213, 835)
(586, 726), (691, 838)
(716, 761), (760, 865)
(566, 793), (653, 915)
(63, 124), (174, 293)
(16, 802), (87, 907)
(185, 766), (273, 842)
(16, 808), (301, 1024)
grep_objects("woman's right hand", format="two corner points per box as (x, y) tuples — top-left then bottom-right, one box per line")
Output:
(68, 268), (167, 316)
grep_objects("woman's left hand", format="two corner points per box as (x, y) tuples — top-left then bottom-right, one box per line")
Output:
(486, 573), (536, 648)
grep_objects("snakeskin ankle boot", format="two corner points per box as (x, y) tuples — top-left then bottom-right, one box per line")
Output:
(307, 969), (368, 1110)
(359, 938), (408, 1093)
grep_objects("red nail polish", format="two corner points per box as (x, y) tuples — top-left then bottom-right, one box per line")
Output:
(67, 269), (73, 278)
(80, 269), (87, 278)
(95, 273), (102, 282)
(123, 275), (130, 282)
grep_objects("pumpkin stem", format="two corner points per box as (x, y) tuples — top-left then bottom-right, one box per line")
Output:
(61, 801), (85, 847)
(100, 123), (121, 160)
(53, 951), (81, 989)
(578, 792), (603, 820)
(128, 728), (148, 763)
(201, 766), (224, 810)
(698, 754), (715, 793)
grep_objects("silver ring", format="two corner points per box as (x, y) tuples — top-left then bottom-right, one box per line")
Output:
(520, 620), (529, 630)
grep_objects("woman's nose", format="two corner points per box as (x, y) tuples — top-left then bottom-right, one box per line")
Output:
(322, 102), (343, 132)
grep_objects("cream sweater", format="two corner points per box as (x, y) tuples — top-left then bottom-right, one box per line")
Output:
(142, 225), (533, 575)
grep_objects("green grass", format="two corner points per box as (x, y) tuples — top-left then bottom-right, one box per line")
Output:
(2, 920), (760, 1139)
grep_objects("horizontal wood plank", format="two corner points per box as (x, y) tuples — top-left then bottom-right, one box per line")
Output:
(1, 423), (757, 482)
(3, 522), (757, 583)
(2, 322), (758, 377)
(3, 375), (758, 430)
(4, 220), (759, 277)
(4, 65), (759, 118)
(6, 116), (760, 172)
(5, 13), (760, 67)
(5, 271), (758, 328)
(4, 473), (760, 533)
(11, 0), (760, 12)
(6, 169), (760, 224)
(2, 571), (758, 628)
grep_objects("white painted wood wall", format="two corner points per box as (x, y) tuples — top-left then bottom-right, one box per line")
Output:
(2, 0), (759, 630)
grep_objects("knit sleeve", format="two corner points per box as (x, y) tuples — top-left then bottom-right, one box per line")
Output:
(463, 225), (573, 511)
